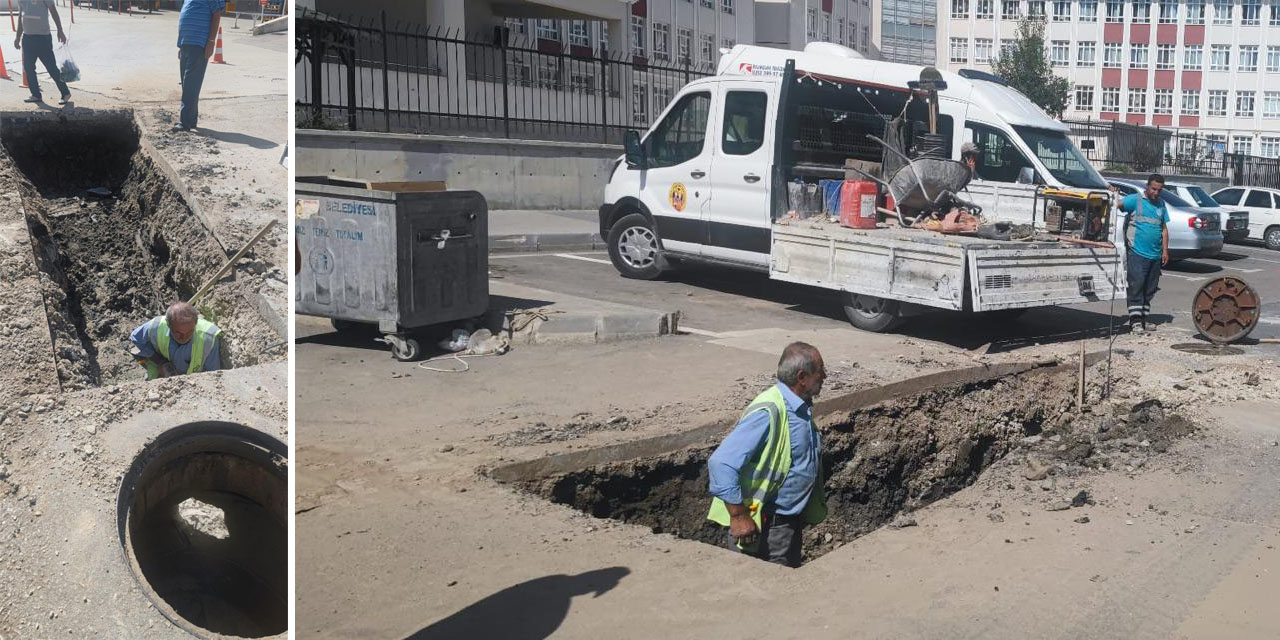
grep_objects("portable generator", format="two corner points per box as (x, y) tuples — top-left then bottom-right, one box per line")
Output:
(1033, 187), (1113, 242)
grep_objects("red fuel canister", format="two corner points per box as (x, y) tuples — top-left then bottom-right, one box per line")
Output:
(839, 180), (879, 229)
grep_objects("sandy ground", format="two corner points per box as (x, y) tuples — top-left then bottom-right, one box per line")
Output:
(295, 301), (1280, 638)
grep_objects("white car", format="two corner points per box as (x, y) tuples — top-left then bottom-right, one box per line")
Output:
(1211, 186), (1280, 250)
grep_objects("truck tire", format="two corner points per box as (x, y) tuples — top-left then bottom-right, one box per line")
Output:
(842, 293), (903, 332)
(607, 213), (666, 280)
(1265, 226), (1280, 251)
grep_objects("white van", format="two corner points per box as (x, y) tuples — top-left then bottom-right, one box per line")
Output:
(1210, 186), (1280, 250)
(599, 43), (1124, 330)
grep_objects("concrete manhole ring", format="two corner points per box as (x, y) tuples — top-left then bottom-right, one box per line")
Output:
(115, 422), (288, 639)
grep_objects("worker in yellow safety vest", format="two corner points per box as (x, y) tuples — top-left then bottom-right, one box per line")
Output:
(128, 301), (224, 380)
(707, 341), (828, 567)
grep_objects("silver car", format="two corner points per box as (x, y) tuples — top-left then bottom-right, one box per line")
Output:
(1163, 182), (1249, 244)
(1108, 179), (1223, 261)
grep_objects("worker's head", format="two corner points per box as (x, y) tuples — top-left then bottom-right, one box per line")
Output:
(165, 302), (199, 345)
(777, 342), (826, 402)
(960, 142), (981, 170)
(1144, 174), (1165, 200)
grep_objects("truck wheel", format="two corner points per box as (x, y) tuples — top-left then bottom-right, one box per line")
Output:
(842, 293), (903, 332)
(607, 213), (665, 280)
(1265, 226), (1280, 251)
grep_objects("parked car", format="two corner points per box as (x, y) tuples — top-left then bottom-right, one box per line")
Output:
(1108, 179), (1223, 261)
(1211, 186), (1280, 250)
(1163, 182), (1249, 243)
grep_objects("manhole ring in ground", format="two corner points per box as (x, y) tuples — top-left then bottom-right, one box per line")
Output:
(116, 422), (287, 639)
(1170, 342), (1245, 356)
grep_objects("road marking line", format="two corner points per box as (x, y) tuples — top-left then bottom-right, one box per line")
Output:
(680, 326), (726, 338)
(1258, 317), (1280, 325)
(1224, 266), (1265, 273)
(554, 253), (612, 265)
(1162, 273), (1208, 281)
(1243, 256), (1280, 265)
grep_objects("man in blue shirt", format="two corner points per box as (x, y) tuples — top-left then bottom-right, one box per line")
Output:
(1117, 174), (1171, 332)
(175, 0), (226, 132)
(129, 301), (224, 379)
(707, 342), (826, 567)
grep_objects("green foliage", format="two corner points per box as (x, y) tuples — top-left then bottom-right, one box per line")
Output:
(990, 18), (1073, 118)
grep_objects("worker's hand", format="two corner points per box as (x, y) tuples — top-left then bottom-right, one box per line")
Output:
(159, 362), (178, 378)
(204, 41), (215, 60)
(1161, 250), (1169, 266)
(57, 30), (67, 45)
(729, 513), (758, 546)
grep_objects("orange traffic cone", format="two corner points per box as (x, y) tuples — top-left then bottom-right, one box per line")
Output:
(212, 27), (226, 64)
(0, 45), (10, 80)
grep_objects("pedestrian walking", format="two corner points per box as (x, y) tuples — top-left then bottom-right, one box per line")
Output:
(706, 342), (828, 568)
(174, 0), (226, 132)
(1116, 174), (1171, 332)
(14, 0), (70, 105)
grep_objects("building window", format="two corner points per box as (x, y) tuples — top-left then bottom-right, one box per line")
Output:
(1260, 137), (1280, 158)
(977, 0), (995, 18)
(1075, 85), (1095, 110)
(721, 37), (735, 50)
(652, 23), (671, 61)
(700, 33), (714, 63)
(1158, 0), (1178, 22)
(807, 7), (817, 41)
(505, 17), (528, 36)
(1240, 45), (1260, 72)
(1268, 46), (1280, 72)
(1106, 0), (1125, 22)
(569, 21), (589, 47)
(1102, 87), (1121, 111)
(1186, 1), (1206, 23)
(1242, 0), (1261, 24)
(677, 27), (692, 65)
(1237, 91), (1256, 117)
(1051, 40), (1071, 65)
(1264, 91), (1280, 118)
(1129, 88), (1147, 111)
(1272, 0), (1280, 25)
(1156, 44), (1175, 69)
(1232, 135), (1253, 154)
(1210, 44), (1231, 71)
(1133, 1), (1151, 23)
(631, 16), (645, 57)
(1181, 90), (1201, 114)
(822, 12), (831, 40)
(632, 83), (648, 124)
(599, 24), (610, 52)
(537, 19), (561, 41)
(951, 37), (970, 63)
(1029, 0), (1046, 18)
(863, 26), (870, 53)
(1078, 41), (1097, 66)
(953, 0), (970, 18)
(1001, 39), (1016, 58)
(1212, 0), (1231, 23)
(700, 0), (714, 7)
(1053, 0), (1071, 20)
(1207, 89), (1228, 116)
(837, 18), (846, 46)
(1185, 44), (1203, 70)
(1153, 88), (1173, 114)
(1130, 43), (1149, 68)
(975, 38), (994, 63)
(1003, 0), (1022, 19)
(1104, 43), (1123, 68)
(721, 0), (735, 14)
(1081, 0), (1099, 21)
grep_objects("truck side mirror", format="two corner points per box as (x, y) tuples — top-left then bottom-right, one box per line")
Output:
(1016, 167), (1036, 184)
(624, 130), (646, 169)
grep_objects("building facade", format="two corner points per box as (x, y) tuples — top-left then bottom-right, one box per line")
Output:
(881, 0), (940, 64)
(937, 0), (1280, 158)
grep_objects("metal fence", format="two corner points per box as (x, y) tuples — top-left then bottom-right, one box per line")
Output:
(1064, 118), (1280, 189)
(295, 9), (716, 144)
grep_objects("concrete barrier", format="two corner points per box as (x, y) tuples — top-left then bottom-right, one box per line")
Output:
(296, 130), (621, 210)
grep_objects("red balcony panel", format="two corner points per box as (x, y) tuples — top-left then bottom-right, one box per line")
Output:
(1129, 24), (1150, 43)
(537, 38), (563, 54)
(1154, 70), (1176, 89)
(823, 0), (833, 12)
(1128, 69), (1148, 87)
(1102, 68), (1123, 87)
(1183, 25), (1204, 45)
(1152, 114), (1173, 126)
(1104, 23), (1125, 43)
(1179, 115), (1200, 127)
(569, 44), (594, 58)
(1100, 111), (1120, 121)
(1156, 24), (1178, 44)
(1126, 113), (1147, 125)
(1181, 71), (1202, 89)
(633, 0), (646, 16)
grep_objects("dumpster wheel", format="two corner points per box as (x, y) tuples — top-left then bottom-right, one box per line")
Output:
(388, 335), (421, 361)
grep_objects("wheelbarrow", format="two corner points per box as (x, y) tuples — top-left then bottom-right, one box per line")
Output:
(844, 134), (979, 226)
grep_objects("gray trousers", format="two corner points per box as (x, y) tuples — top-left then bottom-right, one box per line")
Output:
(726, 511), (804, 568)
(1126, 250), (1161, 321)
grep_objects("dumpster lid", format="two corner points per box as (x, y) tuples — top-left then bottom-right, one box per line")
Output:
(296, 175), (447, 193)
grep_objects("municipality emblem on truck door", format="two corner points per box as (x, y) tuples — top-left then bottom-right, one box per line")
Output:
(669, 183), (687, 212)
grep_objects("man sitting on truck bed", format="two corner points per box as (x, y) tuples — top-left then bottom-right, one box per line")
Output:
(1117, 174), (1171, 333)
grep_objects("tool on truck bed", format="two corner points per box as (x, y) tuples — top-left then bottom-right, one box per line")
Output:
(1033, 187), (1113, 244)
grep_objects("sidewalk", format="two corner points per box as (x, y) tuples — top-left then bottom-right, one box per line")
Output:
(489, 209), (604, 252)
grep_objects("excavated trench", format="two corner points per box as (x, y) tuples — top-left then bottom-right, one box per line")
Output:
(117, 422), (288, 639)
(505, 363), (1081, 566)
(5, 112), (272, 389)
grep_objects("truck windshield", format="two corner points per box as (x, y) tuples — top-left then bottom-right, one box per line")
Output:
(1013, 126), (1108, 189)
(1183, 186), (1220, 208)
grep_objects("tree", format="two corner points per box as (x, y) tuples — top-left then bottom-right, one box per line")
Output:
(990, 17), (1072, 118)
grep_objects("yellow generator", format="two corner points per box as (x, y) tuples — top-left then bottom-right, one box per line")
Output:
(1033, 187), (1114, 243)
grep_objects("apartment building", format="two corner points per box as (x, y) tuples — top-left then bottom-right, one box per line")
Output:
(881, 0), (940, 65)
(938, 0), (1280, 158)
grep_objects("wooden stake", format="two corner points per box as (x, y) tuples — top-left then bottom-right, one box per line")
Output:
(1077, 338), (1086, 411)
(188, 219), (278, 307)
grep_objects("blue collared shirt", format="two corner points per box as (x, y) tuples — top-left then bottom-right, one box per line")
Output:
(130, 317), (222, 374)
(707, 381), (821, 516)
(177, 0), (226, 48)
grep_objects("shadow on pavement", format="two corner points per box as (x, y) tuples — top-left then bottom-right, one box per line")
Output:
(195, 127), (278, 149)
(901, 307), (1147, 353)
(1167, 260), (1223, 274)
(1209, 251), (1251, 262)
(404, 567), (630, 640)
(666, 267), (847, 323)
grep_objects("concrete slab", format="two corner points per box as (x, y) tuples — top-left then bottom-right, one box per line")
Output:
(490, 280), (677, 346)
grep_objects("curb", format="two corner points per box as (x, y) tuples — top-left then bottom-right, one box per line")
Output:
(489, 232), (605, 254)
(501, 309), (680, 346)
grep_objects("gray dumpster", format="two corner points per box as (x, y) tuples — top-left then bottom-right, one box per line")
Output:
(294, 182), (488, 360)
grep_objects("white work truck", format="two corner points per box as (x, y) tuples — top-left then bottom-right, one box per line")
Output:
(598, 43), (1125, 331)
